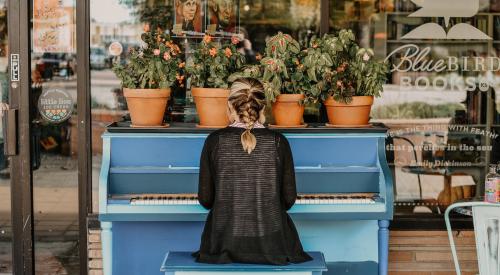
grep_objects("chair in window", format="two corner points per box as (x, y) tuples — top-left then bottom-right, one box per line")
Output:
(445, 202), (500, 275)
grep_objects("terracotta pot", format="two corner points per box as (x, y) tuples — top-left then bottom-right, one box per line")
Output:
(123, 88), (171, 127)
(271, 94), (305, 126)
(324, 96), (374, 126)
(192, 87), (230, 127)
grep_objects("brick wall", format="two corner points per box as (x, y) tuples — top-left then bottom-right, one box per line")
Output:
(87, 229), (478, 274)
(88, 229), (103, 275)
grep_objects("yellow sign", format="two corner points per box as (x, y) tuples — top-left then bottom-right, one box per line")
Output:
(33, 0), (75, 53)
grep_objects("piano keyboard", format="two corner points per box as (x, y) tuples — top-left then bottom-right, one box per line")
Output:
(127, 193), (377, 205)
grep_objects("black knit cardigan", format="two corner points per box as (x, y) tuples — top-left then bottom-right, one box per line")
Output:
(193, 127), (312, 265)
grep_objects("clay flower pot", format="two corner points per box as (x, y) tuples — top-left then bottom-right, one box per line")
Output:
(123, 88), (171, 127)
(324, 95), (374, 127)
(192, 87), (230, 128)
(271, 94), (305, 126)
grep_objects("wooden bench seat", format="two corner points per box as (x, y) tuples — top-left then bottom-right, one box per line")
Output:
(160, 252), (327, 275)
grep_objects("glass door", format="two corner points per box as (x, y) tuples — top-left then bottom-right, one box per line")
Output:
(0, 0), (11, 273)
(5, 0), (81, 273)
(30, 0), (80, 273)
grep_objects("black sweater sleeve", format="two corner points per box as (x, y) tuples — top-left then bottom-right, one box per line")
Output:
(278, 134), (297, 210)
(198, 135), (216, 209)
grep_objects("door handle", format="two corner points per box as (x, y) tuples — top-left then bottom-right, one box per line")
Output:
(3, 108), (17, 156)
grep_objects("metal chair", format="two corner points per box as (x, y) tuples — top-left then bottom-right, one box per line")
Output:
(445, 202), (500, 275)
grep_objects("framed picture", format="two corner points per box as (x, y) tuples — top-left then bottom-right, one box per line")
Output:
(206, 0), (240, 37)
(173, 0), (205, 37)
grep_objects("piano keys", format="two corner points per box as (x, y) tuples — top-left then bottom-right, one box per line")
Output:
(122, 193), (378, 205)
(99, 123), (393, 275)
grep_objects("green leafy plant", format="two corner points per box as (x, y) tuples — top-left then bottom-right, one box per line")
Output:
(187, 35), (246, 89)
(112, 28), (184, 89)
(229, 32), (320, 103)
(303, 29), (388, 104)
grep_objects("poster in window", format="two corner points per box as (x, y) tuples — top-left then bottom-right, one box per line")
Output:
(206, 0), (240, 37)
(173, 0), (205, 37)
(33, 0), (75, 53)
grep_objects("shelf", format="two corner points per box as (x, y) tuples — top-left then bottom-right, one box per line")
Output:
(386, 12), (500, 16)
(387, 40), (493, 44)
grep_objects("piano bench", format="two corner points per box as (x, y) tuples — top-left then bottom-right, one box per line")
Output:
(160, 252), (327, 275)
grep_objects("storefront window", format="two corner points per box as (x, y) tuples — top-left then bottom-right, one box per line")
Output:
(90, 0), (323, 211)
(90, 0), (500, 224)
(331, 0), (500, 218)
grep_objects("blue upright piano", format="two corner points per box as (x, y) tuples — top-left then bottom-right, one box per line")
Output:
(99, 123), (393, 275)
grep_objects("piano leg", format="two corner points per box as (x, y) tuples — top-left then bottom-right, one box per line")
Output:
(101, 221), (113, 275)
(378, 220), (390, 275)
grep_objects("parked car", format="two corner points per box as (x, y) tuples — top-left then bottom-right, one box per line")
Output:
(37, 53), (75, 80)
(91, 47), (108, 70)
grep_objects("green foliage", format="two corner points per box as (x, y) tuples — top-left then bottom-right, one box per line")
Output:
(302, 29), (389, 104)
(371, 102), (465, 119)
(229, 33), (317, 102)
(112, 30), (184, 89)
(187, 35), (246, 89)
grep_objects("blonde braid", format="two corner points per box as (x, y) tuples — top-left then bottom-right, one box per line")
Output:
(228, 78), (266, 154)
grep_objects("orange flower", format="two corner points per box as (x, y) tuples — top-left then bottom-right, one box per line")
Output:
(203, 35), (212, 44)
(143, 24), (150, 32)
(224, 48), (232, 57)
(178, 62), (185, 68)
(312, 43), (318, 48)
(209, 47), (217, 57)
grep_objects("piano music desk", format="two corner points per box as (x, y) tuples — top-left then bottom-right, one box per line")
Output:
(99, 123), (393, 275)
(160, 251), (327, 275)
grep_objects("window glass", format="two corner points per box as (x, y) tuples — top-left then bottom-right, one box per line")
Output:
(331, 0), (500, 215)
(90, 0), (322, 211)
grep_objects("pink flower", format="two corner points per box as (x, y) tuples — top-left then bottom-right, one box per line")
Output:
(153, 49), (161, 56)
(363, 53), (370, 62)
(163, 52), (171, 61)
(143, 24), (150, 32)
(231, 36), (240, 45)
(336, 81), (343, 88)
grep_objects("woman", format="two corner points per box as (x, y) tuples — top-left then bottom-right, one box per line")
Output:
(193, 78), (312, 265)
(176, 0), (202, 32)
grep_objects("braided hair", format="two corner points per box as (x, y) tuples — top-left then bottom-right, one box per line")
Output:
(228, 78), (266, 154)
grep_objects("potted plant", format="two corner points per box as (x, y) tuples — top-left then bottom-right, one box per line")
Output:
(304, 30), (388, 127)
(112, 26), (184, 127)
(187, 35), (245, 128)
(261, 32), (317, 127)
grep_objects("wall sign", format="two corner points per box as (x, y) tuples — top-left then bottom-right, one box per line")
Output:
(10, 54), (19, 81)
(33, 0), (75, 53)
(38, 88), (74, 123)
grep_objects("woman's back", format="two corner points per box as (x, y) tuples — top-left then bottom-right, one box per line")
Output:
(212, 127), (281, 237)
(194, 78), (311, 265)
(196, 127), (311, 265)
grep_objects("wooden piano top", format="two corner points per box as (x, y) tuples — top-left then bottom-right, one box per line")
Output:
(106, 122), (389, 134)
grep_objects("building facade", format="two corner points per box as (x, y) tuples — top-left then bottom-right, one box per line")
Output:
(0, 0), (499, 274)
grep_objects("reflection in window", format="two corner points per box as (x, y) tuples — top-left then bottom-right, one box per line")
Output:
(331, 0), (500, 215)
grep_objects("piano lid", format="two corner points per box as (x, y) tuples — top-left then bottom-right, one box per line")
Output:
(106, 122), (389, 134)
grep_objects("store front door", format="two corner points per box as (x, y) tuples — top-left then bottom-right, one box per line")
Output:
(5, 0), (83, 274)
